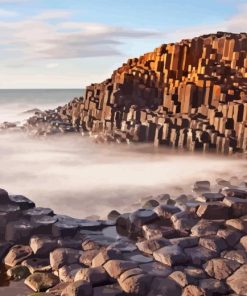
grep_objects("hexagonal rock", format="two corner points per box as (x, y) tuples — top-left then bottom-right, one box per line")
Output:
(221, 249), (247, 264)
(30, 236), (58, 257)
(184, 246), (217, 266)
(142, 224), (178, 240)
(147, 277), (182, 296)
(129, 209), (158, 227)
(0, 204), (21, 226)
(182, 285), (206, 296)
(74, 266), (110, 286)
(9, 195), (35, 210)
(199, 236), (227, 253)
(23, 207), (54, 219)
(5, 219), (35, 243)
(182, 266), (207, 280)
(154, 205), (181, 219)
(0, 188), (10, 204)
(91, 248), (122, 267)
(116, 213), (132, 237)
(199, 278), (228, 295)
(226, 264), (247, 295)
(22, 258), (51, 273)
(4, 245), (33, 267)
(196, 202), (230, 219)
(203, 258), (240, 280)
(52, 222), (78, 238)
(191, 220), (221, 237)
(58, 264), (83, 283)
(24, 272), (59, 292)
(103, 259), (138, 279)
(196, 192), (225, 203)
(223, 196), (247, 217)
(226, 218), (247, 232)
(136, 238), (170, 254)
(217, 227), (242, 247)
(173, 217), (198, 233)
(221, 188), (247, 199)
(153, 245), (188, 267)
(50, 248), (83, 270)
(118, 268), (152, 295)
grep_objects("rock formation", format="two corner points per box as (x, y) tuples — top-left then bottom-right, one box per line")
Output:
(27, 32), (247, 154)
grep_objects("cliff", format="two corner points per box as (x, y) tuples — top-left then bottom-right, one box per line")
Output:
(29, 32), (247, 153)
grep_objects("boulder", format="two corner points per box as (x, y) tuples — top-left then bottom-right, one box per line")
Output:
(107, 210), (121, 221)
(222, 188), (247, 199)
(91, 248), (122, 267)
(191, 220), (221, 237)
(217, 227), (242, 247)
(223, 196), (247, 217)
(199, 236), (228, 253)
(203, 258), (240, 280)
(103, 260), (138, 278)
(30, 236), (58, 257)
(74, 266), (110, 286)
(0, 188), (10, 204)
(4, 245), (33, 267)
(196, 192), (225, 203)
(52, 222), (78, 238)
(221, 249), (247, 264)
(184, 246), (217, 266)
(58, 264), (82, 283)
(129, 209), (158, 227)
(5, 219), (35, 243)
(147, 277), (182, 296)
(169, 237), (199, 249)
(154, 205), (181, 219)
(226, 264), (247, 295)
(22, 258), (51, 273)
(79, 250), (99, 267)
(23, 207), (54, 219)
(139, 261), (173, 277)
(9, 195), (35, 210)
(136, 238), (170, 254)
(193, 181), (210, 192)
(50, 248), (83, 270)
(199, 278), (228, 295)
(142, 199), (159, 209)
(153, 245), (188, 266)
(182, 285), (206, 296)
(196, 202), (230, 219)
(7, 265), (30, 281)
(0, 242), (12, 263)
(226, 218), (247, 232)
(240, 235), (247, 251)
(142, 224), (178, 240)
(61, 280), (93, 296)
(24, 272), (59, 292)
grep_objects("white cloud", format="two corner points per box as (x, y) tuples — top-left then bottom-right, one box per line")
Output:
(0, 9), (18, 17)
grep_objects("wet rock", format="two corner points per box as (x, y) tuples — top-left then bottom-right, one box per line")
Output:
(129, 209), (158, 227)
(184, 246), (217, 266)
(147, 277), (182, 296)
(226, 264), (247, 295)
(7, 265), (30, 281)
(22, 258), (51, 273)
(136, 238), (170, 254)
(154, 204), (181, 218)
(30, 236), (58, 257)
(50, 248), (83, 270)
(107, 210), (121, 221)
(91, 248), (122, 267)
(23, 207), (54, 219)
(203, 258), (240, 280)
(61, 280), (93, 296)
(103, 260), (138, 278)
(199, 236), (228, 253)
(25, 272), (59, 292)
(52, 222), (78, 238)
(217, 227), (242, 247)
(153, 245), (188, 266)
(118, 268), (151, 295)
(4, 245), (33, 267)
(5, 219), (35, 243)
(9, 195), (35, 210)
(58, 264), (82, 283)
(221, 249), (247, 264)
(196, 202), (230, 219)
(74, 266), (110, 286)
(199, 278), (228, 295)
(223, 196), (247, 217)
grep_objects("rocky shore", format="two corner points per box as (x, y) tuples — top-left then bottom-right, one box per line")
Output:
(1, 175), (247, 295)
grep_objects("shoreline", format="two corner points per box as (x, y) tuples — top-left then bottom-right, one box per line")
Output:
(1, 175), (247, 295)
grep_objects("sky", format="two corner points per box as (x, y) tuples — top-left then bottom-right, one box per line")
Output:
(0, 0), (246, 89)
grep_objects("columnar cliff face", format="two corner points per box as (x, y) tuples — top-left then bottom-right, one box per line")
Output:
(41, 32), (247, 153)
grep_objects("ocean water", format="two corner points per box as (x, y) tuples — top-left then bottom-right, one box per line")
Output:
(0, 89), (246, 220)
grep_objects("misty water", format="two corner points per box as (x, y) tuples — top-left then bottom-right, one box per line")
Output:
(0, 90), (246, 219)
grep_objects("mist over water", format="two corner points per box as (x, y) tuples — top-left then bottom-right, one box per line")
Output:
(0, 89), (246, 219)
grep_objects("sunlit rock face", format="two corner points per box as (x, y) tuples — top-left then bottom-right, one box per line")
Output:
(27, 32), (247, 153)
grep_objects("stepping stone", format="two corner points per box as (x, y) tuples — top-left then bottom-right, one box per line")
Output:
(153, 245), (188, 267)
